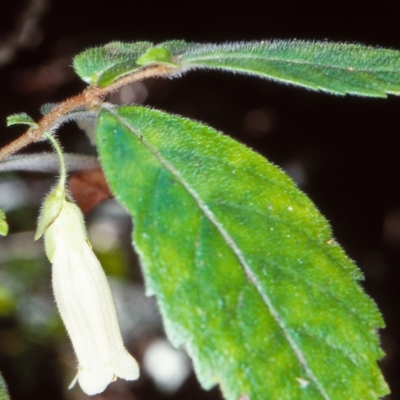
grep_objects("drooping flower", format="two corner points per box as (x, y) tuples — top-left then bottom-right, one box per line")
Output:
(36, 187), (139, 395)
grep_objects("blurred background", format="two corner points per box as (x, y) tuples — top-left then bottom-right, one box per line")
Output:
(1, 1), (400, 399)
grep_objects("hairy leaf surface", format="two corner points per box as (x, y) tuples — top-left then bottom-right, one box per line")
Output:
(97, 105), (388, 399)
(161, 40), (400, 96)
(75, 40), (400, 96)
(73, 41), (152, 86)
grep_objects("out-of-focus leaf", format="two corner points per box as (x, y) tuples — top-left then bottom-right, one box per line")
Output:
(96, 105), (388, 400)
(0, 209), (8, 236)
(0, 374), (10, 400)
(0, 153), (99, 174)
(68, 169), (112, 214)
(39, 103), (58, 116)
(0, 287), (15, 316)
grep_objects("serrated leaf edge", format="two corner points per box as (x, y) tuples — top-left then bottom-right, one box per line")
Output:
(103, 105), (332, 400)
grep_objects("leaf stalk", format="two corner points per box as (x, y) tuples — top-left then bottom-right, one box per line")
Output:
(0, 64), (172, 161)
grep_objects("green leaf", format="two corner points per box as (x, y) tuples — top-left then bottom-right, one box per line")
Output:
(136, 46), (176, 66)
(135, 40), (195, 66)
(73, 41), (153, 87)
(161, 40), (400, 97)
(6, 113), (37, 128)
(0, 209), (8, 236)
(97, 105), (388, 400)
(74, 40), (400, 96)
(0, 374), (10, 400)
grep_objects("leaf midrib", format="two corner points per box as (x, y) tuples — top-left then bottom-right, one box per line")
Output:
(177, 52), (399, 75)
(158, 151), (367, 325)
(106, 106), (332, 400)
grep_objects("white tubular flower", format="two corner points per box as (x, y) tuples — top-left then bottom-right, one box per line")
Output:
(36, 189), (139, 395)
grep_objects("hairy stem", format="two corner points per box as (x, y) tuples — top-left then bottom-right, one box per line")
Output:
(0, 64), (173, 161)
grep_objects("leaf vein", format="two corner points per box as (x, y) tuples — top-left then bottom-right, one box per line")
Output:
(107, 106), (332, 400)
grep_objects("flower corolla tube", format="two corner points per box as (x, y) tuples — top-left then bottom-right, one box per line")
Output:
(36, 188), (139, 395)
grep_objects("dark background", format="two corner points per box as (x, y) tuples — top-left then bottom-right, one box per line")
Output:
(1, 1), (400, 399)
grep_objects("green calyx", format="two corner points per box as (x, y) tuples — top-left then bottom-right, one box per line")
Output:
(35, 183), (65, 241)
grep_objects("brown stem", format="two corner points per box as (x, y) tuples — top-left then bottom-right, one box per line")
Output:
(0, 64), (173, 161)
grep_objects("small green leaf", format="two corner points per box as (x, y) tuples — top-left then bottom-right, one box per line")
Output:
(0, 374), (10, 400)
(136, 47), (175, 66)
(165, 40), (400, 97)
(73, 41), (153, 87)
(6, 113), (38, 128)
(158, 40), (198, 54)
(0, 209), (8, 236)
(97, 105), (388, 400)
